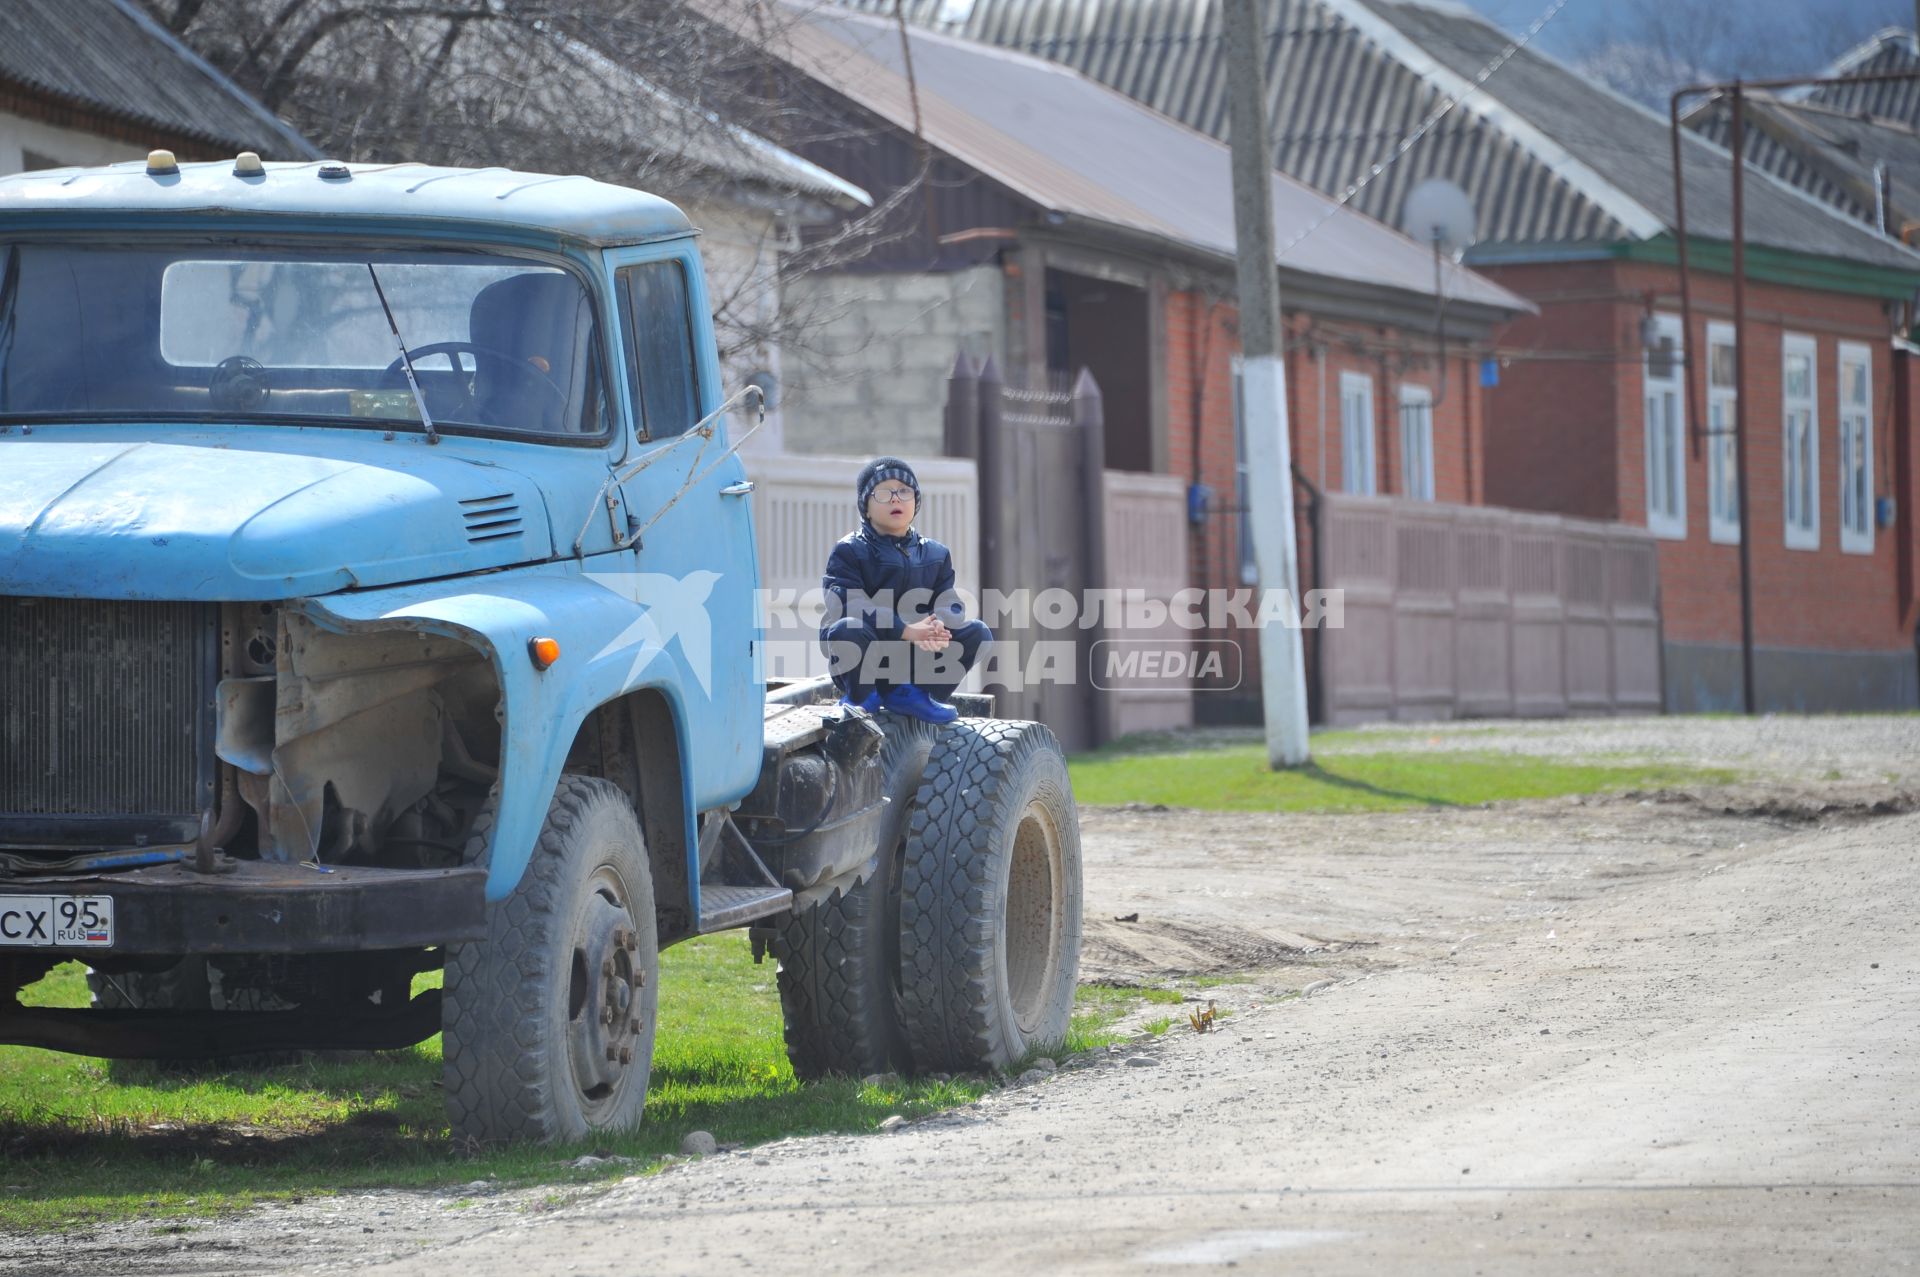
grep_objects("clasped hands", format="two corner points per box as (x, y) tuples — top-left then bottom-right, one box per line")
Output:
(901, 617), (952, 651)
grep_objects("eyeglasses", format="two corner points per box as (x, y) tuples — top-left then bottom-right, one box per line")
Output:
(871, 486), (915, 504)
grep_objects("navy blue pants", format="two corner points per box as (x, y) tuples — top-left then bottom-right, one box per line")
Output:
(821, 618), (993, 702)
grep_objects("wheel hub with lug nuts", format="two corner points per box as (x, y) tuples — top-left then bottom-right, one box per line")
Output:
(569, 886), (646, 1106)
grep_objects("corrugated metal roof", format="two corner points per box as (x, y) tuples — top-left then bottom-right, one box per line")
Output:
(876, 0), (1642, 243)
(707, 0), (1529, 312)
(838, 0), (1920, 275)
(1800, 28), (1920, 125)
(0, 0), (318, 159)
(1688, 95), (1920, 234)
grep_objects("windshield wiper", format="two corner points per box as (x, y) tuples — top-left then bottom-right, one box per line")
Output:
(365, 263), (439, 445)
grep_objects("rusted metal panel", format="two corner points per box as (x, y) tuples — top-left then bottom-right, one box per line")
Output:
(0, 597), (217, 851)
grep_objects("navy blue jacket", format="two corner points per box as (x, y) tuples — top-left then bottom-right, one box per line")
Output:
(822, 523), (966, 639)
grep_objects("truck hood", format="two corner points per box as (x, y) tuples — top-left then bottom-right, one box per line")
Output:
(0, 435), (558, 599)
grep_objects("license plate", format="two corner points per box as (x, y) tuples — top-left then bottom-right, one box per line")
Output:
(0, 895), (115, 948)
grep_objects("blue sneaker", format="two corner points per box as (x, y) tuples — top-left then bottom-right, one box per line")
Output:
(839, 690), (881, 713)
(881, 684), (958, 724)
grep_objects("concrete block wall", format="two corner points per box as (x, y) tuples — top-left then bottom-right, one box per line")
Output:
(780, 266), (1005, 458)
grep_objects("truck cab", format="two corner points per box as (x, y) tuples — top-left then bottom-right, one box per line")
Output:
(0, 155), (1082, 1144)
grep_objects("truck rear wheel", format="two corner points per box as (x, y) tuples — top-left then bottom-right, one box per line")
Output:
(898, 719), (1082, 1074)
(772, 714), (944, 1078)
(443, 775), (658, 1144)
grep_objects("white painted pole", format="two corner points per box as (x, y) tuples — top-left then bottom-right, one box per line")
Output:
(1239, 356), (1310, 767)
(1223, 0), (1311, 768)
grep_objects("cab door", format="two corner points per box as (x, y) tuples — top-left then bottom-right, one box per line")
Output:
(601, 239), (762, 809)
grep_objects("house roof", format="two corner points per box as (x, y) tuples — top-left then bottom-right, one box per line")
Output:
(841, 0), (1920, 277)
(0, 0), (318, 159)
(704, 0), (1529, 314)
(1687, 94), (1920, 234)
(446, 29), (870, 213)
(1796, 28), (1920, 125)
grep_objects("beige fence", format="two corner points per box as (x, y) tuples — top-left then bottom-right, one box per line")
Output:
(1317, 494), (1661, 724)
(1102, 470), (1194, 737)
(744, 452), (979, 682)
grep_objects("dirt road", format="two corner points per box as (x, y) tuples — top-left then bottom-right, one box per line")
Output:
(8, 720), (1919, 1275)
(363, 795), (1915, 1276)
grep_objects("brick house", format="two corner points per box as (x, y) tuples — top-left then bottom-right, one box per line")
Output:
(696, 0), (1529, 686)
(865, 0), (1920, 712)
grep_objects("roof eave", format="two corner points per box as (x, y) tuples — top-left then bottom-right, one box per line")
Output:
(1051, 213), (1535, 332)
(1471, 235), (1920, 301)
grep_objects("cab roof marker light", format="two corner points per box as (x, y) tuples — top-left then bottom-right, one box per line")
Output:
(145, 149), (178, 176)
(234, 151), (265, 177)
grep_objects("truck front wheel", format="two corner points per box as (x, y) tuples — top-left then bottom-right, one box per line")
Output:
(898, 720), (1082, 1074)
(443, 775), (658, 1144)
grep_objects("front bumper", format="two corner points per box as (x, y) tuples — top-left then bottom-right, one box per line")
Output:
(0, 859), (486, 956)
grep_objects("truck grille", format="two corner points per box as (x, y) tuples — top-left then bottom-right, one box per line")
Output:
(0, 598), (218, 849)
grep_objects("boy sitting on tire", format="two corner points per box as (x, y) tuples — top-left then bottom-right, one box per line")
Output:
(820, 457), (991, 725)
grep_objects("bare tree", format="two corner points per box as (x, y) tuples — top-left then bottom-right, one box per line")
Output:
(133, 0), (931, 373)
(1568, 0), (1911, 104)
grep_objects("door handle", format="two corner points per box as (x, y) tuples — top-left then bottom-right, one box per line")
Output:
(721, 481), (755, 496)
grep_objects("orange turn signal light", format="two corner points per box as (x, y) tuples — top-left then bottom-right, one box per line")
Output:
(528, 636), (561, 670)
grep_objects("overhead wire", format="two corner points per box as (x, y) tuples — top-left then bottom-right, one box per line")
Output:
(1273, 0), (1573, 261)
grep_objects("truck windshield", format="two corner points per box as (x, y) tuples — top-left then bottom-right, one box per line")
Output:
(0, 242), (608, 438)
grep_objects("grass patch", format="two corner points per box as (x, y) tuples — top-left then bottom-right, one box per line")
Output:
(1043, 982), (1177, 1060)
(1068, 745), (1735, 813)
(1087, 724), (1508, 758)
(0, 955), (1173, 1232)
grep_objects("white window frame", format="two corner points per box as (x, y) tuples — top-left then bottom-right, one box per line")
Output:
(1339, 371), (1376, 495)
(1398, 383), (1435, 500)
(1642, 313), (1687, 540)
(1781, 333), (1820, 551)
(1706, 322), (1740, 545)
(1837, 341), (1875, 555)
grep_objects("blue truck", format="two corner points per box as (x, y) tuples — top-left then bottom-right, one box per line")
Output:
(0, 153), (1082, 1143)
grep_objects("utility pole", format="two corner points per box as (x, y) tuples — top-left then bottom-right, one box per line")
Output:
(1222, 0), (1311, 768)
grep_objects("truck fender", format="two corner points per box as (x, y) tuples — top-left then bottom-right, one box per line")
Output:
(300, 555), (746, 902)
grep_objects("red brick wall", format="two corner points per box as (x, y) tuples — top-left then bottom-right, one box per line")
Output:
(1163, 288), (1489, 521)
(1482, 257), (1913, 656)
(1479, 260), (1625, 520)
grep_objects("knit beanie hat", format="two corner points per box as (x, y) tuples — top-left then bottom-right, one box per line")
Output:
(857, 456), (919, 518)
